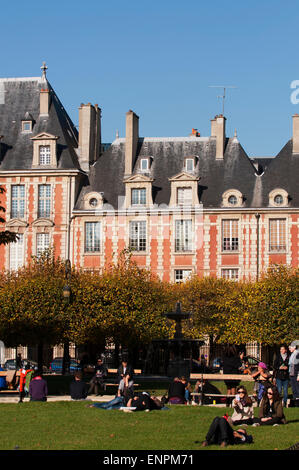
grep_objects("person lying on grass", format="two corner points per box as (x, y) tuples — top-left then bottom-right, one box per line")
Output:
(199, 415), (253, 448)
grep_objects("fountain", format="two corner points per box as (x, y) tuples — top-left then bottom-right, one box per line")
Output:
(145, 301), (204, 377)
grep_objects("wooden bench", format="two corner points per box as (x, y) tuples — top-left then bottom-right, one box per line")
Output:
(83, 368), (142, 390)
(105, 369), (142, 387)
(189, 373), (256, 406)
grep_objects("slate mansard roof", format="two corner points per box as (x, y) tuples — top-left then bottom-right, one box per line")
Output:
(76, 135), (273, 210)
(0, 77), (80, 171)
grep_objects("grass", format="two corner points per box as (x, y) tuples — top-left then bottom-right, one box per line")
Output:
(0, 401), (298, 450)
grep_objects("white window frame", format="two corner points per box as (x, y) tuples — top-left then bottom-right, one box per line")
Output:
(38, 184), (51, 218)
(84, 222), (101, 253)
(175, 219), (192, 252)
(222, 219), (239, 252)
(22, 121), (32, 132)
(9, 234), (25, 271)
(221, 268), (239, 281)
(140, 158), (149, 171)
(36, 233), (50, 257)
(185, 158), (194, 172)
(175, 269), (192, 283)
(39, 145), (51, 165)
(269, 218), (286, 252)
(131, 188), (146, 206)
(11, 185), (25, 219)
(129, 221), (147, 252)
(177, 187), (192, 206)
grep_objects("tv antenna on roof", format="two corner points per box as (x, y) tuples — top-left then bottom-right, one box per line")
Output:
(209, 85), (237, 115)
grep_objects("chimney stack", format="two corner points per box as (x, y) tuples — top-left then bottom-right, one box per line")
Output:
(210, 117), (217, 136)
(125, 110), (139, 176)
(40, 88), (50, 115)
(292, 114), (299, 154)
(78, 103), (102, 172)
(214, 114), (226, 159)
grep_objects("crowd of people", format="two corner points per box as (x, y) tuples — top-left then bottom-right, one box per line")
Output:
(9, 341), (298, 447)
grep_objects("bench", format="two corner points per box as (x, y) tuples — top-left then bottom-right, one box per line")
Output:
(84, 368), (142, 391)
(189, 373), (256, 405)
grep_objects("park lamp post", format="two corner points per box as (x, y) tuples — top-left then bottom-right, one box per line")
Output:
(62, 259), (71, 375)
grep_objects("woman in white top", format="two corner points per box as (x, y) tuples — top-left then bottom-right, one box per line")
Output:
(229, 386), (254, 426)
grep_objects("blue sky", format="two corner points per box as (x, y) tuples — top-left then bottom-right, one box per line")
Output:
(1, 0), (299, 156)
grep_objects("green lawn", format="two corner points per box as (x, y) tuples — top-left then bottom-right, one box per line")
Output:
(0, 401), (298, 450)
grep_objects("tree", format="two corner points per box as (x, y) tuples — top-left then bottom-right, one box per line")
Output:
(0, 250), (68, 369)
(0, 186), (18, 245)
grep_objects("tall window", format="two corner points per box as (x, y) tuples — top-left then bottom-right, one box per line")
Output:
(36, 233), (50, 257)
(85, 222), (101, 252)
(131, 188), (146, 206)
(140, 159), (149, 171)
(222, 219), (239, 251)
(11, 185), (25, 218)
(221, 268), (239, 280)
(175, 220), (192, 252)
(175, 269), (192, 283)
(39, 145), (51, 165)
(9, 234), (24, 271)
(38, 185), (51, 218)
(177, 187), (192, 206)
(269, 219), (286, 252)
(129, 221), (146, 251)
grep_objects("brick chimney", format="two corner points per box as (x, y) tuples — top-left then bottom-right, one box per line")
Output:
(78, 103), (102, 172)
(215, 114), (226, 159)
(125, 110), (139, 176)
(292, 114), (299, 154)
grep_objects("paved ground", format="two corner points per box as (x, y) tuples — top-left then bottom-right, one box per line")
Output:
(0, 394), (116, 404)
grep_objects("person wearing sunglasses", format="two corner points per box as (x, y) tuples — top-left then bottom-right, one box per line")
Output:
(229, 386), (254, 426)
(252, 386), (286, 426)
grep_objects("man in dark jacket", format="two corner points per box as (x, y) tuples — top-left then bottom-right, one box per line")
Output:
(88, 358), (108, 395)
(29, 371), (48, 402)
(70, 372), (88, 400)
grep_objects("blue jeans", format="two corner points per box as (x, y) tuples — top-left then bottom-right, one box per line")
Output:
(92, 396), (124, 410)
(276, 378), (289, 406)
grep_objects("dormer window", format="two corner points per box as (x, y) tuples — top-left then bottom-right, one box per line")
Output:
(22, 121), (32, 132)
(131, 188), (146, 205)
(39, 145), (51, 165)
(222, 189), (243, 207)
(177, 187), (192, 206)
(185, 158), (194, 172)
(31, 132), (59, 168)
(228, 195), (238, 206)
(140, 158), (149, 171)
(269, 189), (288, 207)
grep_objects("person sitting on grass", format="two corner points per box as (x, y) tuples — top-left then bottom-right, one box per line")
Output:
(228, 386), (254, 426)
(70, 372), (88, 400)
(166, 377), (187, 405)
(29, 371), (48, 402)
(252, 385), (287, 426)
(200, 415), (253, 447)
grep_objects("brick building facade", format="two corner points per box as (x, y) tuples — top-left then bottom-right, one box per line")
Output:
(0, 66), (298, 361)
